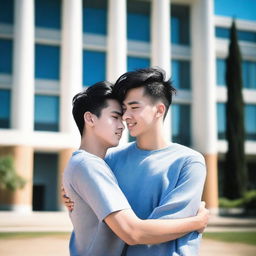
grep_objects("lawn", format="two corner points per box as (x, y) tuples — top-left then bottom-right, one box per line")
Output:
(0, 232), (70, 239)
(203, 232), (256, 246)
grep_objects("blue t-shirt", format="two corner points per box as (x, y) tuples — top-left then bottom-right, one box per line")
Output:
(105, 142), (206, 256)
(63, 150), (131, 256)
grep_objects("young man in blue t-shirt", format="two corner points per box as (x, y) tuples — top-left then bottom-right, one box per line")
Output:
(104, 67), (207, 255)
(64, 69), (208, 255)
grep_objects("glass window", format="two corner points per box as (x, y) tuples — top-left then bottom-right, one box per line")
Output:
(0, 0), (14, 24)
(172, 60), (191, 89)
(245, 104), (256, 140)
(35, 0), (61, 29)
(215, 27), (256, 43)
(172, 104), (191, 146)
(0, 89), (10, 128)
(217, 103), (226, 140)
(127, 57), (150, 71)
(34, 95), (59, 131)
(127, 0), (150, 42)
(0, 39), (13, 74)
(242, 61), (256, 89)
(214, 0), (256, 22)
(171, 5), (190, 45)
(216, 58), (226, 86)
(83, 7), (107, 35)
(35, 44), (60, 80)
(83, 50), (106, 86)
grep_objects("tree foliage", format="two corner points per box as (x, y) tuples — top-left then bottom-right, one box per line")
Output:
(0, 155), (26, 191)
(223, 20), (247, 199)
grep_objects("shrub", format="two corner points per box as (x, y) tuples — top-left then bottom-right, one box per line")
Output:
(0, 155), (26, 191)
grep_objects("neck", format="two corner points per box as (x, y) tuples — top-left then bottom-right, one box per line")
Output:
(136, 122), (169, 150)
(79, 135), (107, 159)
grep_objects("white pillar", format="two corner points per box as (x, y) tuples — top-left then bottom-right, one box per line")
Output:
(191, 0), (218, 212)
(12, 0), (34, 132)
(107, 0), (128, 144)
(107, 0), (127, 83)
(151, 0), (171, 141)
(60, 0), (83, 135)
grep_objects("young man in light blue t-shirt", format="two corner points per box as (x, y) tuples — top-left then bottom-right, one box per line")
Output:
(103, 67), (207, 255)
(63, 81), (209, 256)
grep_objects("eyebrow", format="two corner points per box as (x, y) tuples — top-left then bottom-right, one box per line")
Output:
(111, 110), (122, 116)
(123, 101), (140, 106)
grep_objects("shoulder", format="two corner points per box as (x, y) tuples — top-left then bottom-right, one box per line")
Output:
(171, 143), (205, 166)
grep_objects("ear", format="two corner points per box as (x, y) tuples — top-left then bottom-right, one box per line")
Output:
(84, 112), (95, 127)
(156, 103), (166, 118)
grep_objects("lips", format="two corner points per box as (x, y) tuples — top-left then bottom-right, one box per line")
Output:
(126, 122), (136, 129)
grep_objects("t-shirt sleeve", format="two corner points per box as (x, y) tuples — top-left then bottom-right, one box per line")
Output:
(70, 158), (131, 221)
(148, 155), (206, 219)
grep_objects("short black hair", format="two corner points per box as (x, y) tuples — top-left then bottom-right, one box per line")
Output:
(113, 67), (176, 118)
(72, 81), (117, 136)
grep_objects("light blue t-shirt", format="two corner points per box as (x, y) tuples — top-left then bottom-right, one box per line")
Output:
(105, 142), (206, 256)
(63, 150), (131, 256)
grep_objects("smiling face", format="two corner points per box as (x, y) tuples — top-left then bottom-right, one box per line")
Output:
(122, 87), (160, 138)
(93, 99), (124, 148)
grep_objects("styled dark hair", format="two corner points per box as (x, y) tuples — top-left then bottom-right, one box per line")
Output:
(72, 81), (117, 136)
(113, 67), (176, 118)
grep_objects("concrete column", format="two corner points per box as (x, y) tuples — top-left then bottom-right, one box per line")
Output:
(58, 148), (74, 210)
(11, 0), (34, 132)
(107, 0), (127, 82)
(0, 146), (34, 213)
(151, 0), (171, 141)
(107, 0), (128, 144)
(191, 0), (218, 212)
(60, 0), (83, 135)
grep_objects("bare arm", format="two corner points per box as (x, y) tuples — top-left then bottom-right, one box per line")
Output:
(104, 201), (209, 245)
(61, 186), (209, 245)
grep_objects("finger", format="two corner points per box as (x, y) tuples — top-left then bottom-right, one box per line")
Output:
(200, 201), (206, 207)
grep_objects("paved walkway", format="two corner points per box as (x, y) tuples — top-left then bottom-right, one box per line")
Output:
(0, 211), (256, 255)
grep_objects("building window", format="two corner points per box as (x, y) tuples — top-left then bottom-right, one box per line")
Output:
(0, 0), (14, 24)
(34, 95), (59, 131)
(245, 104), (256, 140)
(127, 57), (150, 71)
(172, 104), (191, 146)
(127, 0), (150, 42)
(35, 0), (61, 29)
(242, 61), (256, 89)
(216, 58), (256, 89)
(83, 50), (106, 86)
(216, 58), (226, 86)
(215, 27), (256, 43)
(0, 89), (10, 128)
(35, 44), (60, 80)
(0, 39), (13, 74)
(171, 5), (190, 45)
(217, 103), (226, 140)
(172, 60), (191, 90)
(83, 0), (107, 35)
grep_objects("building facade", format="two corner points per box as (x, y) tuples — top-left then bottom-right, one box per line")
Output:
(0, 0), (255, 213)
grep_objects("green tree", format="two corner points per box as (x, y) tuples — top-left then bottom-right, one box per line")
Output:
(0, 155), (26, 191)
(223, 20), (247, 199)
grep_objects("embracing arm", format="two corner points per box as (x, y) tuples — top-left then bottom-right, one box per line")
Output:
(104, 201), (209, 245)
(61, 184), (208, 246)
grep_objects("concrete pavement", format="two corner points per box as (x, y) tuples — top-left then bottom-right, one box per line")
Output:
(0, 211), (256, 232)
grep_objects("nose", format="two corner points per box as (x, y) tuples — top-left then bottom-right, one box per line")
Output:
(118, 119), (125, 131)
(122, 109), (131, 121)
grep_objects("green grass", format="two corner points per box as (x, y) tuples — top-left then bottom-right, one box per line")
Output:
(203, 232), (256, 246)
(0, 232), (70, 239)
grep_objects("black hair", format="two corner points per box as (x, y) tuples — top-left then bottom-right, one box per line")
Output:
(113, 67), (176, 118)
(72, 81), (117, 136)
